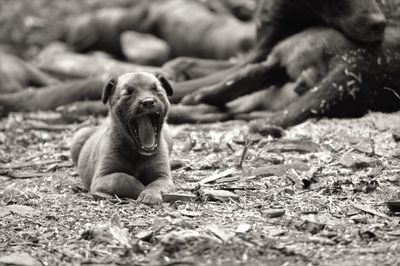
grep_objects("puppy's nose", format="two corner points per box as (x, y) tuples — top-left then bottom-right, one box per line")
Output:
(367, 14), (387, 35)
(141, 98), (155, 109)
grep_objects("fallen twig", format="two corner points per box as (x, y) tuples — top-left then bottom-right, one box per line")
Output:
(0, 159), (61, 170)
(198, 168), (237, 185)
(25, 120), (76, 131)
(5, 171), (47, 179)
(244, 163), (309, 177)
(352, 203), (393, 221)
(238, 136), (250, 168)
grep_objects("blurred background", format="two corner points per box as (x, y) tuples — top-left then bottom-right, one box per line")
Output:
(0, 0), (257, 61)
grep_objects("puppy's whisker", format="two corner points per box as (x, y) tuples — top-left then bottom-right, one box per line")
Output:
(120, 110), (132, 122)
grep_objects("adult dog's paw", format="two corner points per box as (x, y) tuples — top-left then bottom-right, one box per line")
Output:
(137, 188), (162, 205)
(181, 91), (204, 105)
(248, 111), (287, 135)
(249, 118), (268, 134)
(161, 57), (193, 82)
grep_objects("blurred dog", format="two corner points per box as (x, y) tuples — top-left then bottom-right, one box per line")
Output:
(71, 72), (174, 204)
(0, 52), (58, 94)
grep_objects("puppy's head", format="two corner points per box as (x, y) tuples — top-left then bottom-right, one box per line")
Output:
(102, 72), (173, 156)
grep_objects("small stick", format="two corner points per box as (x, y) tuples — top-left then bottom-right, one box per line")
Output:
(368, 132), (376, 156)
(238, 135), (250, 168)
(198, 168), (237, 185)
(352, 203), (393, 221)
(0, 159), (61, 170)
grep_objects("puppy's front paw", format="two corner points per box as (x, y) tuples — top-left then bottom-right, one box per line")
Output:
(138, 188), (162, 205)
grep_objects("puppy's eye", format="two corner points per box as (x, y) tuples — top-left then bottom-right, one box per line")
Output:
(120, 89), (130, 96)
(151, 84), (159, 92)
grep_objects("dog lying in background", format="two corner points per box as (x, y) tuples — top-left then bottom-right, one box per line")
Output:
(164, 0), (387, 103)
(71, 72), (174, 205)
(0, 51), (58, 94)
(179, 22), (400, 129)
(181, 27), (357, 107)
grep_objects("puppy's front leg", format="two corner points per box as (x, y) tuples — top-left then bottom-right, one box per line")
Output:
(136, 140), (174, 205)
(91, 173), (145, 199)
(138, 176), (174, 205)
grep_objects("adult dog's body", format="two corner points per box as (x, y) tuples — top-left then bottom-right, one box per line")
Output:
(167, 0), (387, 102)
(71, 72), (174, 204)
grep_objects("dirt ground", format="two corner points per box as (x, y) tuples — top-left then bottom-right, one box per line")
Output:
(0, 110), (399, 266)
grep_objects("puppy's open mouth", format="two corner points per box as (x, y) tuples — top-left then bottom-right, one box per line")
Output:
(130, 113), (162, 155)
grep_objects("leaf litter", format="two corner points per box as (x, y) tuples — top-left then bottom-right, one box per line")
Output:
(1, 110), (400, 265)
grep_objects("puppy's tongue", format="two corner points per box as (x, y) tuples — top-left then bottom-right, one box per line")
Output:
(137, 116), (156, 148)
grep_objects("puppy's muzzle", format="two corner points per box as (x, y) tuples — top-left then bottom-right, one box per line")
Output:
(128, 97), (165, 156)
(141, 98), (156, 109)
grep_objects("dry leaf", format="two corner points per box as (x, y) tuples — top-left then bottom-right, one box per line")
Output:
(263, 209), (285, 218)
(235, 223), (251, 233)
(339, 151), (378, 169)
(180, 210), (202, 217)
(7, 205), (39, 217)
(162, 192), (197, 202)
(0, 252), (42, 266)
(135, 230), (153, 241)
(201, 189), (240, 202)
(84, 213), (132, 248)
(206, 224), (234, 242)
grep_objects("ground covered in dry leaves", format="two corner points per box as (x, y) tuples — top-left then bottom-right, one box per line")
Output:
(0, 110), (399, 266)
(1, 0), (400, 265)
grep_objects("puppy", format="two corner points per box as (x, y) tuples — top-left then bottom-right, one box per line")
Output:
(71, 72), (174, 204)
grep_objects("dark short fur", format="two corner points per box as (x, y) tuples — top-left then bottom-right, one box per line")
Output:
(166, 0), (387, 104)
(253, 0), (386, 62)
(71, 72), (174, 204)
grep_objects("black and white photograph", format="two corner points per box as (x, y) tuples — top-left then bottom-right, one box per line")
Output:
(0, 0), (399, 265)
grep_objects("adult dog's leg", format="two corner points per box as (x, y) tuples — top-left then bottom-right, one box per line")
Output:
(25, 63), (60, 87)
(167, 104), (232, 124)
(162, 57), (237, 81)
(167, 26), (281, 103)
(168, 46), (278, 104)
(0, 78), (104, 116)
(58, 101), (108, 117)
(181, 58), (286, 106)
(169, 63), (246, 103)
(249, 63), (359, 130)
(227, 82), (300, 114)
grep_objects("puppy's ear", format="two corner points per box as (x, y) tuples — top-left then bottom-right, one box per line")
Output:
(155, 72), (173, 96)
(102, 76), (118, 104)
